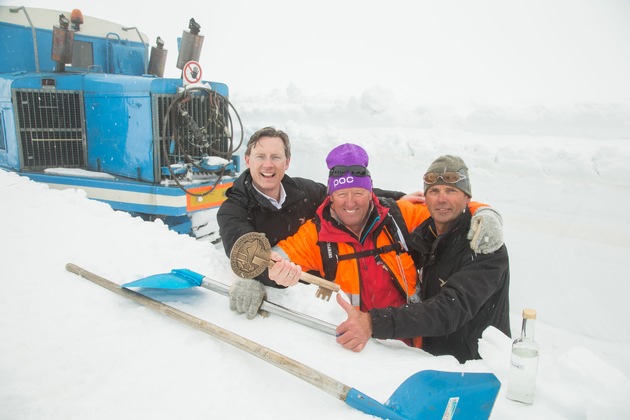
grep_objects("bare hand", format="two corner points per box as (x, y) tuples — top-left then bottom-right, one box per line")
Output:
(335, 294), (372, 352)
(400, 190), (425, 204)
(267, 251), (301, 287)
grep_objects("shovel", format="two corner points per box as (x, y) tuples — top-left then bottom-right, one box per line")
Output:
(122, 268), (337, 335)
(229, 232), (340, 300)
(66, 263), (501, 420)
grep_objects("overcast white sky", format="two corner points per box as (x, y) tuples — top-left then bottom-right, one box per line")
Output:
(8, 0), (630, 104)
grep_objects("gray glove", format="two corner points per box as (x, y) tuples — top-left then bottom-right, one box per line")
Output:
(467, 207), (504, 254)
(229, 278), (266, 319)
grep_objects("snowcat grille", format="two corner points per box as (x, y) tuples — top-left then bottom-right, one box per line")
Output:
(13, 89), (86, 170)
(154, 92), (232, 173)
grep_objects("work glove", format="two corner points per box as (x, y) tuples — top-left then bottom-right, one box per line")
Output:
(468, 207), (504, 254)
(229, 278), (266, 319)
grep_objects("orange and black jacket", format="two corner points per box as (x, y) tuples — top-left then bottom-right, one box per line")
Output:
(277, 195), (422, 308)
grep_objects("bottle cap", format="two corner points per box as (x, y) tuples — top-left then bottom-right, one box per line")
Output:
(523, 308), (537, 319)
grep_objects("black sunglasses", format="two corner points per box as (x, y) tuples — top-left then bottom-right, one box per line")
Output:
(329, 165), (371, 177)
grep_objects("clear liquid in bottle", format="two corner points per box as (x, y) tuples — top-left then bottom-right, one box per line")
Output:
(507, 308), (539, 404)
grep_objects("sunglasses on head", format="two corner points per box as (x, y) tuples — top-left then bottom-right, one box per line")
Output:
(423, 171), (467, 184)
(329, 165), (370, 177)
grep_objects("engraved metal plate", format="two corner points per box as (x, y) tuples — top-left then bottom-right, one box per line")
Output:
(229, 232), (271, 278)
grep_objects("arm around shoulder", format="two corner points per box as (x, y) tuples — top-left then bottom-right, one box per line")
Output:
(373, 187), (407, 201)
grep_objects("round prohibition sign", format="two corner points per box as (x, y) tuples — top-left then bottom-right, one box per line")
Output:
(183, 61), (202, 84)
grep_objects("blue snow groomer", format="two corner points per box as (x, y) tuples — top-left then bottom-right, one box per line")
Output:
(0, 6), (242, 236)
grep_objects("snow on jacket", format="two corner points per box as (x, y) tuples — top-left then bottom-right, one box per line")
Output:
(217, 169), (405, 286)
(370, 207), (511, 363)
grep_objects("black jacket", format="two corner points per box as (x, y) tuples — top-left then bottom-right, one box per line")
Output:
(370, 208), (511, 363)
(217, 169), (405, 287)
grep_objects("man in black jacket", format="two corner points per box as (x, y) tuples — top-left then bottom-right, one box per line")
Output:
(335, 154), (510, 363)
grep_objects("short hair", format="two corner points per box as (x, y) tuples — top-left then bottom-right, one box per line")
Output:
(244, 127), (291, 159)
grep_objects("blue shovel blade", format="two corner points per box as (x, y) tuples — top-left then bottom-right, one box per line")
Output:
(346, 370), (500, 420)
(122, 269), (204, 289)
(386, 370), (500, 420)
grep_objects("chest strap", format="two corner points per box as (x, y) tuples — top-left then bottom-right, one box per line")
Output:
(337, 243), (404, 261)
(319, 240), (404, 280)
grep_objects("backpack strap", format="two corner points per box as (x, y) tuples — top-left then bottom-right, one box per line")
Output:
(320, 241), (340, 281)
(313, 217), (340, 281)
(379, 197), (410, 245)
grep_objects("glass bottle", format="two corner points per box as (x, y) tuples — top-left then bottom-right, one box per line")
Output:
(506, 308), (539, 404)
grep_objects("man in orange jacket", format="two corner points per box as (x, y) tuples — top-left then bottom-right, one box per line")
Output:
(229, 143), (503, 352)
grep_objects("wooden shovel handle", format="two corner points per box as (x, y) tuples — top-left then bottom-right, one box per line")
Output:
(65, 263), (352, 403)
(299, 271), (340, 292)
(266, 260), (340, 292)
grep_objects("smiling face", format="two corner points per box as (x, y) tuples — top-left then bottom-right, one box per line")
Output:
(425, 184), (471, 234)
(330, 187), (372, 236)
(245, 136), (290, 200)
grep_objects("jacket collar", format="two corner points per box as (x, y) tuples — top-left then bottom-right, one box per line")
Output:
(226, 169), (305, 210)
(410, 207), (472, 265)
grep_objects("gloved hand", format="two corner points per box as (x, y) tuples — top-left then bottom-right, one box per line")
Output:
(229, 278), (266, 319)
(468, 207), (504, 254)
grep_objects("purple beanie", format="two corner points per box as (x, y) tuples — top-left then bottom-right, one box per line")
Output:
(326, 143), (373, 194)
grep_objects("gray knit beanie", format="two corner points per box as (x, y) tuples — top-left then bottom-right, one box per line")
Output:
(423, 155), (472, 197)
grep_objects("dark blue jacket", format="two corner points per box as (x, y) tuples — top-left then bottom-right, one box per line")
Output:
(370, 208), (511, 363)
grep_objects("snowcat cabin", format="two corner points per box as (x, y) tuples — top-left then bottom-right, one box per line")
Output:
(0, 6), (149, 76)
(0, 6), (242, 236)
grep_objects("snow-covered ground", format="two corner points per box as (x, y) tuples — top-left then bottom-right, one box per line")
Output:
(2, 107), (630, 419)
(2, 0), (630, 419)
